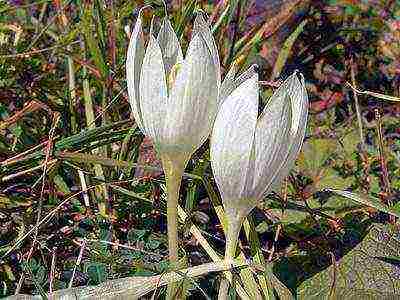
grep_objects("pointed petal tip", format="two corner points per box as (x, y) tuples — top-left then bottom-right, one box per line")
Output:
(194, 9), (208, 22)
(191, 10), (220, 83)
(249, 63), (258, 72)
(287, 70), (306, 86)
(157, 14), (183, 76)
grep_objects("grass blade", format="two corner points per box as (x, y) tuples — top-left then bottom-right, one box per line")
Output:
(272, 19), (307, 79)
(328, 189), (400, 218)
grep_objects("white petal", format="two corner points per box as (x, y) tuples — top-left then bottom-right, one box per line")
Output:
(235, 65), (258, 87)
(126, 12), (146, 133)
(210, 74), (259, 205)
(162, 33), (219, 156)
(193, 12), (221, 85)
(251, 82), (292, 199)
(157, 17), (183, 77)
(269, 73), (308, 189)
(220, 64), (257, 105)
(139, 35), (168, 147)
(219, 63), (237, 103)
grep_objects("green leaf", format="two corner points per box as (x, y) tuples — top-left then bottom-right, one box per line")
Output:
(272, 19), (307, 79)
(328, 189), (400, 218)
(297, 224), (400, 298)
(297, 138), (337, 177)
(85, 262), (108, 285)
(82, 3), (108, 79)
(127, 228), (147, 242)
(146, 238), (161, 250)
(175, 0), (196, 39)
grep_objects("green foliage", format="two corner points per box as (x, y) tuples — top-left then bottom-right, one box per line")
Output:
(298, 224), (400, 298)
(1, 0), (400, 298)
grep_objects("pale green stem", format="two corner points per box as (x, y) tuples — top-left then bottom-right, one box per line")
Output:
(165, 167), (183, 264)
(218, 210), (246, 300)
(162, 155), (186, 300)
(161, 156), (186, 267)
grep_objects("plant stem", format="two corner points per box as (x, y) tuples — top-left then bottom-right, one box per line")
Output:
(162, 155), (186, 299)
(165, 168), (183, 264)
(161, 156), (186, 263)
(350, 56), (365, 152)
(218, 210), (245, 300)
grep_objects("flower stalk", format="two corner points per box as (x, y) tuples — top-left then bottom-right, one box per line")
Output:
(218, 210), (246, 300)
(211, 70), (309, 298)
(162, 155), (186, 264)
(126, 6), (220, 277)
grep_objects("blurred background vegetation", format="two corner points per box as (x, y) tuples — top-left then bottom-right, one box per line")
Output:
(1, 0), (400, 298)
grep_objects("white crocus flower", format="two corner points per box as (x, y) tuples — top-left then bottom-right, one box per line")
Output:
(210, 69), (308, 299)
(126, 10), (220, 266)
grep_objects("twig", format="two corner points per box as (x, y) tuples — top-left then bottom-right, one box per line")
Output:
(15, 260), (254, 299)
(49, 249), (56, 293)
(328, 252), (337, 299)
(68, 240), (86, 288)
(268, 179), (287, 262)
(0, 41), (80, 59)
(1, 159), (57, 182)
(22, 113), (60, 291)
(88, 88), (126, 128)
(0, 141), (47, 167)
(346, 82), (400, 102)
(374, 108), (391, 198)
(0, 100), (52, 130)
(349, 57), (366, 151)
(1, 183), (101, 259)
(374, 108), (394, 224)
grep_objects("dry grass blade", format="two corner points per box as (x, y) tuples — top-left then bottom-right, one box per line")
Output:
(177, 205), (251, 299)
(7, 260), (253, 300)
(15, 112), (60, 294)
(234, 0), (305, 57)
(349, 58), (366, 151)
(346, 82), (400, 102)
(0, 101), (52, 130)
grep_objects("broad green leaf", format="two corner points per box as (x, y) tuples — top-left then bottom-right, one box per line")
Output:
(328, 189), (400, 218)
(297, 224), (400, 298)
(265, 193), (358, 226)
(297, 138), (337, 177)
